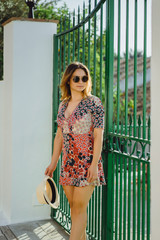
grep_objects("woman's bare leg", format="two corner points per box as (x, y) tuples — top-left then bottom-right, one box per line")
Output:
(69, 185), (95, 240)
(80, 228), (87, 240)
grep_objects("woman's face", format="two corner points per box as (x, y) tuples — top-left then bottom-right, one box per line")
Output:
(69, 69), (88, 94)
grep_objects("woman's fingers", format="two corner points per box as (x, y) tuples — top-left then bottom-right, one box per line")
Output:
(45, 168), (48, 175)
(87, 169), (98, 183)
(45, 167), (52, 177)
(87, 170), (93, 183)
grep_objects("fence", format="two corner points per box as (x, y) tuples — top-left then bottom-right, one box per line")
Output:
(51, 0), (151, 239)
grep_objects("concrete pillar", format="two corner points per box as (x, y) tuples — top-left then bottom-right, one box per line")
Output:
(151, 0), (160, 238)
(0, 18), (58, 224)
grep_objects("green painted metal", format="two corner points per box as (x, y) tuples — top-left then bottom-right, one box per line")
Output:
(93, 0), (97, 95)
(68, 13), (71, 65)
(88, 0), (91, 71)
(82, 2), (85, 64)
(125, 0), (129, 136)
(102, 1), (114, 240)
(51, 0), (151, 239)
(78, 6), (80, 62)
(73, 9), (75, 61)
(133, 0), (137, 138)
(100, 4), (103, 100)
(117, 0), (121, 134)
(143, 0), (147, 139)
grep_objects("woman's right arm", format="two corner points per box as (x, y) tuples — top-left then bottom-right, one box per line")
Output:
(45, 127), (63, 177)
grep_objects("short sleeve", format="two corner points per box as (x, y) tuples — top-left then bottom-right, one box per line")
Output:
(56, 101), (64, 128)
(91, 96), (105, 129)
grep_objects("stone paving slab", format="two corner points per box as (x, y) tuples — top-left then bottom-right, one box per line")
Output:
(0, 226), (17, 240)
(0, 219), (69, 240)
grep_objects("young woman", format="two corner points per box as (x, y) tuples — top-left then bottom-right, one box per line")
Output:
(45, 62), (106, 240)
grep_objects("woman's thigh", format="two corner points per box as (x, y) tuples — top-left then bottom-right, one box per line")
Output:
(73, 185), (95, 209)
(62, 185), (74, 208)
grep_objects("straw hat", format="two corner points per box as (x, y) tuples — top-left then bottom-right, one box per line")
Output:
(36, 175), (59, 209)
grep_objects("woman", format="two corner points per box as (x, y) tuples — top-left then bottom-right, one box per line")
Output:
(45, 62), (106, 240)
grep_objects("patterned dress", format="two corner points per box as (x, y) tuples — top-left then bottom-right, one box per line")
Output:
(57, 95), (107, 187)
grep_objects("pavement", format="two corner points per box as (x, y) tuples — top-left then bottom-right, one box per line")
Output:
(0, 219), (70, 240)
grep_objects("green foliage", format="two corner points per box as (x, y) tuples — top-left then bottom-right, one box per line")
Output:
(113, 86), (134, 123)
(34, 1), (69, 23)
(0, 0), (68, 80)
(0, 0), (135, 124)
(0, 0), (29, 80)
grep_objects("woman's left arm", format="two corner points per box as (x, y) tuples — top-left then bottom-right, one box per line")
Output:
(87, 128), (104, 183)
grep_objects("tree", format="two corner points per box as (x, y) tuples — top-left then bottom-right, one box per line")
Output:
(0, 0), (68, 80)
(0, 0), (30, 80)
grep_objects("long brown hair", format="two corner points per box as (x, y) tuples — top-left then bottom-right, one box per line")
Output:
(60, 62), (92, 101)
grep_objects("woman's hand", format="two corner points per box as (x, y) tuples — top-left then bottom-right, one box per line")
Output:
(87, 163), (98, 183)
(45, 162), (57, 178)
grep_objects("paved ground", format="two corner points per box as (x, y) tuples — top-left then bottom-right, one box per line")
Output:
(0, 219), (70, 240)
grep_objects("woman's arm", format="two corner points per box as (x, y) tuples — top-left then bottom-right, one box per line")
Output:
(87, 128), (104, 182)
(45, 127), (63, 177)
(92, 128), (104, 166)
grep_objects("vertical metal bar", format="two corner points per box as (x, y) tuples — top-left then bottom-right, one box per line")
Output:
(92, 191), (95, 238)
(137, 161), (141, 240)
(117, 0), (121, 134)
(82, 1), (85, 64)
(115, 154), (119, 240)
(59, 18), (62, 96)
(111, 154), (115, 240)
(68, 13), (71, 65)
(100, 4), (103, 100)
(133, 0), (138, 137)
(125, 0), (129, 135)
(143, 0), (147, 139)
(147, 163), (150, 240)
(93, 0), (97, 95)
(128, 117), (132, 240)
(142, 161), (146, 240)
(119, 155), (122, 240)
(73, 9), (75, 61)
(98, 186), (101, 240)
(88, 0), (91, 70)
(133, 159), (136, 240)
(78, 6), (80, 62)
(94, 187), (98, 238)
(102, 0), (114, 239)
(137, 116), (141, 240)
(123, 156), (127, 240)
(63, 16), (66, 71)
(147, 116), (151, 239)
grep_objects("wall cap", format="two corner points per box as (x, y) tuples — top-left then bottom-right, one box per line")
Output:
(2, 17), (59, 27)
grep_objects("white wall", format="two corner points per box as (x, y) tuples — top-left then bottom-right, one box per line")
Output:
(0, 19), (57, 225)
(151, 0), (160, 238)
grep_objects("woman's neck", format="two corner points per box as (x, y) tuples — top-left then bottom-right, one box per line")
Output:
(70, 92), (84, 102)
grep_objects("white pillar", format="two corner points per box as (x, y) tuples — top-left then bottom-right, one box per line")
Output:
(0, 18), (58, 224)
(151, 1), (160, 238)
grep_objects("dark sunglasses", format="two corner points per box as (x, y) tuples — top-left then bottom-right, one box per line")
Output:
(72, 75), (88, 83)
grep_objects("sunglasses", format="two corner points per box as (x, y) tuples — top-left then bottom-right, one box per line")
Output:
(72, 75), (89, 83)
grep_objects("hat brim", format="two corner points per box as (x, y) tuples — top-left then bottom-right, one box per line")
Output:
(36, 176), (60, 209)
(43, 176), (60, 209)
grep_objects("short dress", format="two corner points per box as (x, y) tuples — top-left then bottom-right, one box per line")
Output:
(56, 95), (107, 187)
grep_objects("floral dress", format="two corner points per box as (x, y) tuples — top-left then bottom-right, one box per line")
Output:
(57, 95), (107, 187)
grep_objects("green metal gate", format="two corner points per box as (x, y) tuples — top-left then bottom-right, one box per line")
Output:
(51, 0), (151, 239)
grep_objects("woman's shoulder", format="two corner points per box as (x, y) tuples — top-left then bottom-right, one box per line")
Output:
(58, 99), (67, 112)
(87, 95), (103, 105)
(59, 98), (68, 107)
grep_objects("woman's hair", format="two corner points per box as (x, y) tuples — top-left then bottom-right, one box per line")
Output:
(60, 62), (92, 101)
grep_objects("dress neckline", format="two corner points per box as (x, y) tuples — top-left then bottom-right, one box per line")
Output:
(64, 97), (84, 120)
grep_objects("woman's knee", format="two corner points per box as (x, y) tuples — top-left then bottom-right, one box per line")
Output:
(71, 199), (87, 214)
